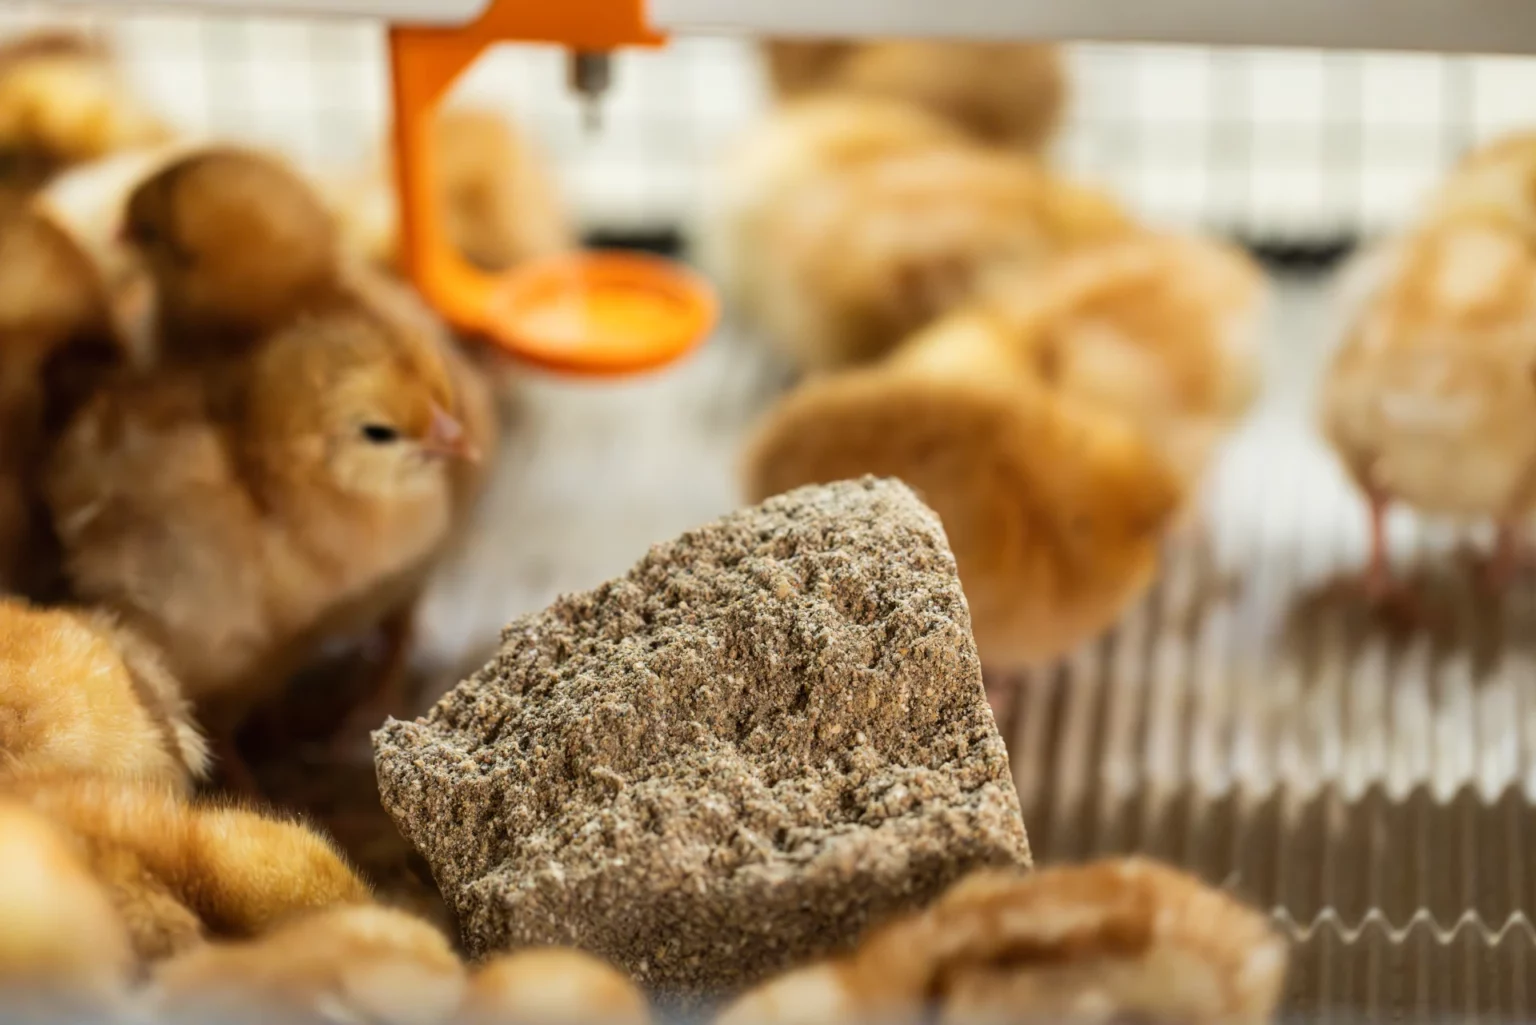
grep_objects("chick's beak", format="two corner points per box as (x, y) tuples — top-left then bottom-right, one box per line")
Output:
(423, 404), (480, 463)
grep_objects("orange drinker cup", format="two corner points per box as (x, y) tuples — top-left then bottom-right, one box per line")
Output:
(389, 0), (718, 375)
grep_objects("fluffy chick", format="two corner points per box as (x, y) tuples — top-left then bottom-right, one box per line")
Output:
(764, 40), (1066, 154)
(743, 311), (1182, 667)
(709, 96), (1131, 372)
(0, 797), (133, 1016)
(1321, 215), (1536, 596)
(717, 859), (1287, 1025)
(1424, 130), (1536, 235)
(989, 232), (1266, 494)
(148, 904), (464, 1025)
(8, 774), (370, 963)
(44, 303), (479, 782)
(0, 206), (127, 597)
(0, 597), (207, 789)
(463, 949), (650, 1025)
(121, 145), (344, 363)
(331, 106), (572, 274)
(38, 144), (193, 359)
(0, 30), (169, 211)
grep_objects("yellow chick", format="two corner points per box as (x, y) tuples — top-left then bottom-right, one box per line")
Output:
(331, 106), (573, 274)
(717, 859), (1287, 1025)
(0, 797), (133, 1016)
(463, 949), (651, 1025)
(0, 597), (208, 789)
(8, 774), (370, 963)
(0, 205), (128, 598)
(764, 40), (1067, 154)
(988, 232), (1266, 495)
(1321, 214), (1536, 597)
(116, 144), (502, 747)
(708, 95), (1131, 373)
(44, 304), (479, 788)
(149, 904), (465, 1025)
(0, 30), (169, 211)
(744, 310), (1182, 668)
(121, 145), (346, 364)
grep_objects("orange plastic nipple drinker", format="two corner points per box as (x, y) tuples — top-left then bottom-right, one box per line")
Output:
(388, 0), (718, 375)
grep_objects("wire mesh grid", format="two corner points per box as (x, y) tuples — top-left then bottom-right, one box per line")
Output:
(5, 3), (1536, 243)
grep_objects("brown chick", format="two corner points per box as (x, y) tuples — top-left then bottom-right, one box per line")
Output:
(0, 205), (127, 598)
(44, 303), (479, 787)
(988, 232), (1266, 496)
(764, 40), (1067, 154)
(710, 96), (1132, 372)
(38, 144), (194, 361)
(148, 904), (464, 1025)
(463, 949), (650, 1025)
(0, 597), (208, 789)
(717, 858), (1287, 1025)
(0, 797), (133, 1017)
(1425, 130), (1536, 237)
(121, 145), (344, 364)
(8, 773), (370, 963)
(1321, 214), (1536, 598)
(0, 30), (169, 213)
(743, 311), (1182, 668)
(331, 106), (572, 274)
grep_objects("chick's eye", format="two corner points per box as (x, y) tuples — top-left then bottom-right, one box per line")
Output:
(360, 424), (400, 445)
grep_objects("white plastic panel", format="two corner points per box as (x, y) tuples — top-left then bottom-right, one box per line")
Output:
(650, 0), (1536, 56)
(0, 0), (488, 24)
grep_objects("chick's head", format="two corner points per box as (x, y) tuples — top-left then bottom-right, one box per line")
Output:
(150, 905), (463, 1025)
(464, 949), (649, 1025)
(245, 311), (478, 500)
(124, 147), (337, 342)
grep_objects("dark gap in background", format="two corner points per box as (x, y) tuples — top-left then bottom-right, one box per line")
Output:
(584, 228), (1361, 276)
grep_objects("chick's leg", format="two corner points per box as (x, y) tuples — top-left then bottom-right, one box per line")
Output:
(1364, 489), (1393, 599)
(1475, 521), (1528, 594)
(1359, 488), (1426, 623)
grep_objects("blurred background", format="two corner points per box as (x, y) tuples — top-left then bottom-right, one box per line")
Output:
(7, 5), (1531, 246)
(9, 5), (1536, 1018)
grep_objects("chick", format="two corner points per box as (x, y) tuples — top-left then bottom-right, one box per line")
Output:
(0, 30), (169, 211)
(8, 773), (370, 962)
(44, 304), (479, 786)
(764, 40), (1067, 154)
(0, 797), (133, 1016)
(717, 859), (1287, 1025)
(1321, 214), (1536, 597)
(744, 310), (1182, 668)
(331, 106), (572, 274)
(121, 145), (344, 363)
(989, 232), (1266, 495)
(709, 96), (1131, 372)
(0, 597), (208, 789)
(148, 904), (464, 1025)
(38, 144), (193, 358)
(463, 949), (650, 1025)
(0, 206), (127, 597)
(1424, 130), (1536, 235)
